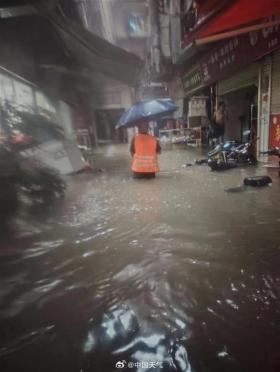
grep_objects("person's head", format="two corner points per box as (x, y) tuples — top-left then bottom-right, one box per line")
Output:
(137, 120), (149, 134)
(218, 101), (225, 110)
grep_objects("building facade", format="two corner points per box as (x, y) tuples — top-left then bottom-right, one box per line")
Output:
(153, 0), (280, 152)
(74, 0), (155, 145)
(0, 0), (144, 172)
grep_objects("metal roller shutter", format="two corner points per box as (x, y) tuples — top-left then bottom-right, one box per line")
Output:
(271, 51), (280, 114)
(218, 63), (259, 96)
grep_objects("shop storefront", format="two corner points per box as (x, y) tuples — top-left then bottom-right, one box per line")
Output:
(217, 63), (259, 141)
(180, 66), (215, 145)
(178, 17), (280, 150)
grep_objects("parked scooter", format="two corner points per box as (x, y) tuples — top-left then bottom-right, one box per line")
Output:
(208, 131), (258, 171)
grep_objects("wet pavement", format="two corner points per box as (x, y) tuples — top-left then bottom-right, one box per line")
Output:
(1, 144), (280, 372)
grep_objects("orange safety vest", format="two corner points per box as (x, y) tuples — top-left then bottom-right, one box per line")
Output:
(132, 134), (159, 173)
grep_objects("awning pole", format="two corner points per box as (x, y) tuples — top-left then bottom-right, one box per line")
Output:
(196, 18), (280, 45)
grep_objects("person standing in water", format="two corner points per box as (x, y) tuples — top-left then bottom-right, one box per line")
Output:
(212, 101), (229, 143)
(130, 120), (161, 179)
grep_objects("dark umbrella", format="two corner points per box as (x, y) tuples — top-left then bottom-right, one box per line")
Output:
(115, 99), (178, 129)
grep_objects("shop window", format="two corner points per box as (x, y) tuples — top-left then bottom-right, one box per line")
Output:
(35, 91), (57, 123)
(127, 13), (147, 37)
(0, 73), (15, 102)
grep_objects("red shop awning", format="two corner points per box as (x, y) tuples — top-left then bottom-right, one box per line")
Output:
(196, 0), (280, 44)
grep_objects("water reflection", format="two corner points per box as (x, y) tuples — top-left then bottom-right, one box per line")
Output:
(0, 145), (280, 372)
(82, 305), (192, 371)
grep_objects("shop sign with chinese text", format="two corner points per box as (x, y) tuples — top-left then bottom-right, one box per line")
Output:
(200, 17), (280, 86)
(182, 66), (203, 94)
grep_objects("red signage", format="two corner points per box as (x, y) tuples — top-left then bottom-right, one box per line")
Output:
(199, 19), (280, 85)
(270, 114), (280, 147)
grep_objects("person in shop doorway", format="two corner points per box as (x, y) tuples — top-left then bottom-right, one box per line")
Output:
(130, 120), (161, 179)
(211, 101), (229, 144)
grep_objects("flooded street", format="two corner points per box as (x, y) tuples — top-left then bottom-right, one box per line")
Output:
(1, 144), (280, 372)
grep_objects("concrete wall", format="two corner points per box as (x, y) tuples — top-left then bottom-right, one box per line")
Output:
(56, 101), (75, 140)
(90, 73), (135, 144)
(92, 73), (135, 111)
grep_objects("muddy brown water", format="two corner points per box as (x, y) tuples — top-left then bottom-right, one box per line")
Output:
(0, 144), (280, 372)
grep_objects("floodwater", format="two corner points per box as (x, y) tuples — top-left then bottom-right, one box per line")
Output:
(1, 144), (280, 372)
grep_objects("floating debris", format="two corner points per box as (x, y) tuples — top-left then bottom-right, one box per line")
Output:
(243, 176), (272, 187)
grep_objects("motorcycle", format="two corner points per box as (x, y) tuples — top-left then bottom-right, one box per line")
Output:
(208, 131), (258, 171)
